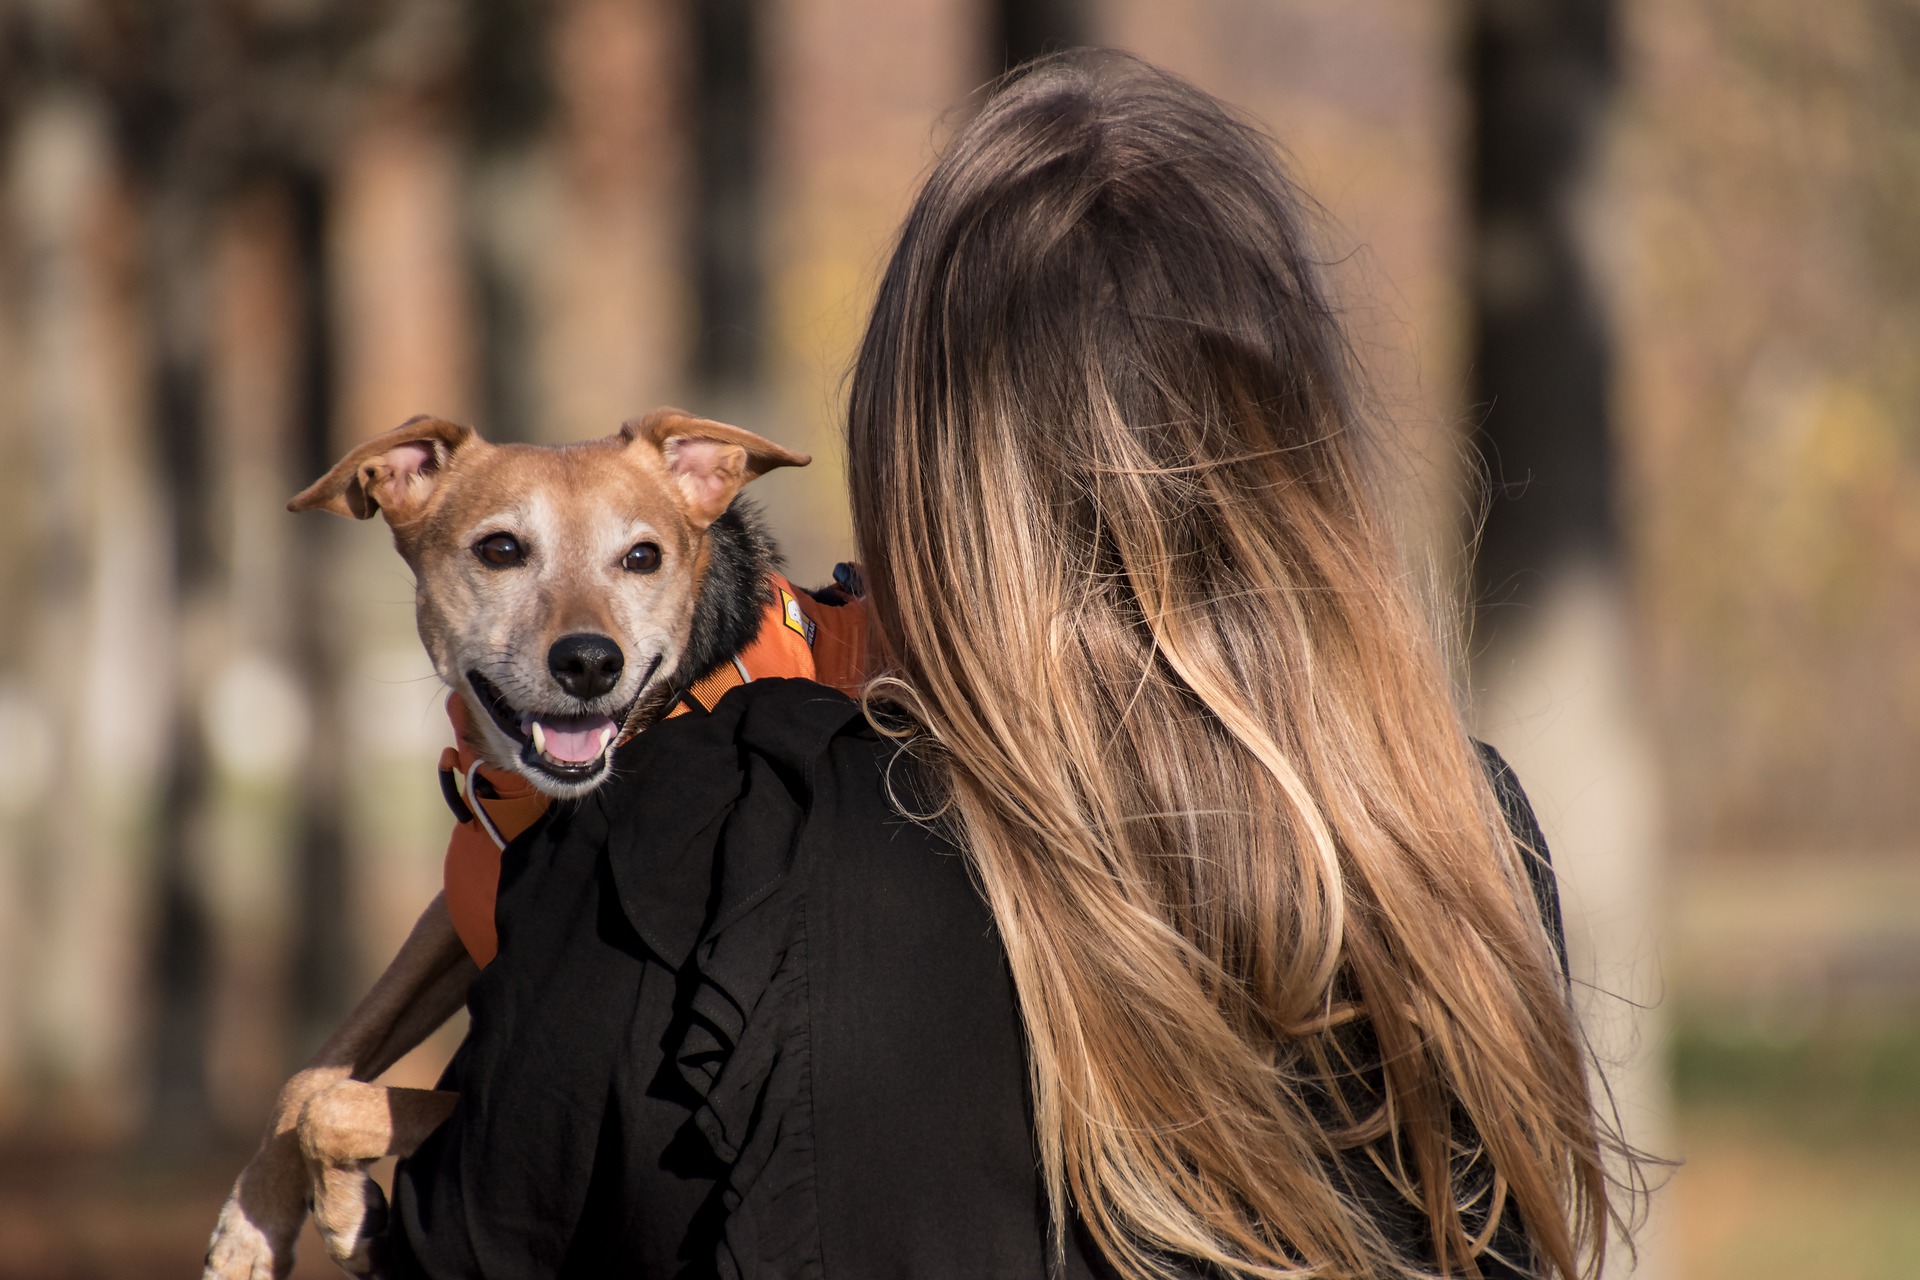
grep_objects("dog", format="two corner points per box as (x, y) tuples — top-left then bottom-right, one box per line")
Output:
(202, 408), (829, 1279)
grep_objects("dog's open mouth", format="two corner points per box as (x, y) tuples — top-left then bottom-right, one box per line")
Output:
(465, 656), (660, 784)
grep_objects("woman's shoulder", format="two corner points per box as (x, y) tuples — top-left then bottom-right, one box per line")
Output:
(1470, 739), (1567, 974)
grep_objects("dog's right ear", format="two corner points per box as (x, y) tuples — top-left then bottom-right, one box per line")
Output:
(621, 408), (810, 528)
(288, 416), (476, 522)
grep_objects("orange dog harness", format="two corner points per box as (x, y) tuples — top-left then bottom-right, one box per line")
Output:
(438, 571), (869, 965)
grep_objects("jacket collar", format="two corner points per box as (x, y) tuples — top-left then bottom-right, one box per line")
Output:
(596, 679), (863, 967)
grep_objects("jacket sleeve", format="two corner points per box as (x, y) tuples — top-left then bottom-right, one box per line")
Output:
(1474, 740), (1568, 978)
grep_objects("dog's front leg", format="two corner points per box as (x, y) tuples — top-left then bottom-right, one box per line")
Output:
(203, 894), (475, 1280)
(203, 1063), (349, 1280)
(299, 1081), (461, 1278)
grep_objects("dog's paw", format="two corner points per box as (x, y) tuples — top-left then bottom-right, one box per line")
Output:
(203, 1129), (312, 1280)
(202, 1191), (297, 1280)
(311, 1161), (393, 1279)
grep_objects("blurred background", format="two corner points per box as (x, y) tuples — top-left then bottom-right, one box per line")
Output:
(0, 0), (1915, 1276)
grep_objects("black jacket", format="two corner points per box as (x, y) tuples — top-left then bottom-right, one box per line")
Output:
(391, 678), (1561, 1278)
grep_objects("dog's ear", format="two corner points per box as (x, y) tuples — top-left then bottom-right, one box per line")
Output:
(289, 416), (477, 522)
(622, 408), (810, 528)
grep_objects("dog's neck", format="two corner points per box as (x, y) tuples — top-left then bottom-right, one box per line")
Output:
(673, 498), (780, 693)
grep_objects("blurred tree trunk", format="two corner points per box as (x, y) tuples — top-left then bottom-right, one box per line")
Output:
(140, 144), (221, 1158)
(1464, 4), (1669, 1275)
(284, 170), (359, 1061)
(692, 0), (763, 395)
(465, 0), (550, 442)
(111, 0), (238, 1148)
(992, 0), (1089, 73)
(1, 24), (146, 1128)
(1466, 0), (1618, 613)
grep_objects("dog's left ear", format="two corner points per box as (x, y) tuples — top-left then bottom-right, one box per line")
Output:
(622, 408), (811, 528)
(289, 416), (477, 523)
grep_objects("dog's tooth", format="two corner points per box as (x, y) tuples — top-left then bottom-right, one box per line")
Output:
(531, 721), (547, 757)
(598, 726), (614, 755)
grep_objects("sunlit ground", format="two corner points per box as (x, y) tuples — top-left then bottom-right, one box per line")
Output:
(0, 1147), (345, 1280)
(1674, 1108), (1920, 1280)
(1666, 852), (1920, 1280)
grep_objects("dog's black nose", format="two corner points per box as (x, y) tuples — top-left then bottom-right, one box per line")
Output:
(548, 632), (625, 699)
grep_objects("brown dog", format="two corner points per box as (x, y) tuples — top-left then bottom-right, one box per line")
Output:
(202, 409), (808, 1279)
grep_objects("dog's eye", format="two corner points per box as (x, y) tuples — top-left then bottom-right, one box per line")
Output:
(474, 533), (526, 568)
(623, 541), (661, 574)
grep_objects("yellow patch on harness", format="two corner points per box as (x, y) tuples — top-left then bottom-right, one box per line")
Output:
(779, 587), (816, 645)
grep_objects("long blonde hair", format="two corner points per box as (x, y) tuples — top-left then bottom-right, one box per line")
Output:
(847, 52), (1626, 1280)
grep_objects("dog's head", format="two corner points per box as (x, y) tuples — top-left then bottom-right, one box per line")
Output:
(291, 409), (809, 797)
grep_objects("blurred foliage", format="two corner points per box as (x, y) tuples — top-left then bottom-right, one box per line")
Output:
(1673, 1015), (1920, 1144)
(1619, 0), (1920, 848)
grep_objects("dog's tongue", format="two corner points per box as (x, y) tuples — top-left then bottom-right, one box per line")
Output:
(524, 712), (618, 764)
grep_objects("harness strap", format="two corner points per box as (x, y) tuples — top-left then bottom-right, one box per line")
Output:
(667, 655), (752, 719)
(436, 717), (550, 967)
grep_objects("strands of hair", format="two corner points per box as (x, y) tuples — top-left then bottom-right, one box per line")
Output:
(848, 50), (1636, 1280)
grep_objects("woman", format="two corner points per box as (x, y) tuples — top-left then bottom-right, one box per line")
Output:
(389, 51), (1629, 1279)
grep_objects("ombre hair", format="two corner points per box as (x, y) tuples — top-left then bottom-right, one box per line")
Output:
(848, 52), (1630, 1280)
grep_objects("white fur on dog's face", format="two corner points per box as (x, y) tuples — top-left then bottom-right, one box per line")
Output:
(290, 411), (808, 798)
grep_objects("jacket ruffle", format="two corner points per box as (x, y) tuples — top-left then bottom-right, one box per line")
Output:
(602, 679), (861, 1279)
(683, 909), (819, 1278)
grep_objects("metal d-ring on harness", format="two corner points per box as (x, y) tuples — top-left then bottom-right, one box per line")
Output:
(437, 755), (511, 850)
